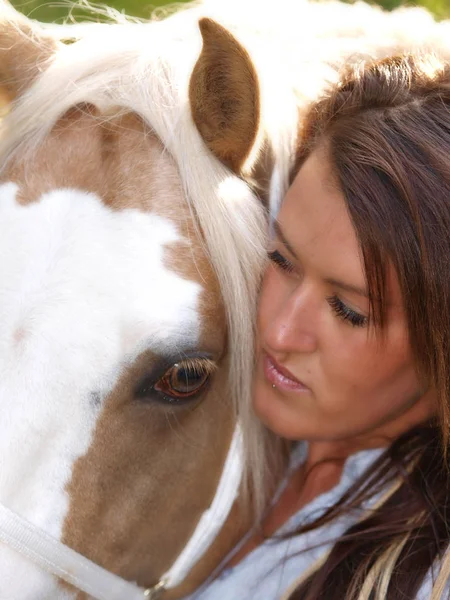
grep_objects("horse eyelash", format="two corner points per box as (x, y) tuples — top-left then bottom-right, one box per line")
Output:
(176, 357), (218, 378)
(327, 294), (368, 327)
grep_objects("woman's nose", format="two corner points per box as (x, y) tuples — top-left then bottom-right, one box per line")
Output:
(264, 284), (319, 355)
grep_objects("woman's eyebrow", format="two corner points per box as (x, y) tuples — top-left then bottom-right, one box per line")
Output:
(273, 220), (298, 258)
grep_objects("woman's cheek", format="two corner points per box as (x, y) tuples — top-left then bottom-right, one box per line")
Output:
(258, 266), (288, 331)
(317, 322), (378, 401)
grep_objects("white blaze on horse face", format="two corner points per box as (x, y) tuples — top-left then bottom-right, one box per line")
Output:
(0, 182), (201, 599)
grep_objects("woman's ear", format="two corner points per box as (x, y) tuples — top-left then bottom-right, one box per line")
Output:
(0, 0), (58, 105)
(189, 17), (260, 173)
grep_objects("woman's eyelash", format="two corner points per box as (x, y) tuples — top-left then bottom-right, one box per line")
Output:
(327, 294), (368, 328)
(268, 250), (295, 273)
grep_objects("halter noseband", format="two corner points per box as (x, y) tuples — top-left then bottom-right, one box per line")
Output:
(0, 426), (243, 600)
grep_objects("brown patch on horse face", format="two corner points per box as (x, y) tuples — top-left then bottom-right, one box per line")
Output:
(2, 108), (241, 592)
(12, 326), (27, 344)
(63, 346), (233, 592)
(0, 6), (58, 101)
(6, 105), (110, 204)
(189, 18), (260, 173)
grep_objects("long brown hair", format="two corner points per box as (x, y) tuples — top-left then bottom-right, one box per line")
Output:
(287, 54), (450, 599)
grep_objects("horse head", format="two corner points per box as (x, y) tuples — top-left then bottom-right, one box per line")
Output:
(0, 3), (277, 598)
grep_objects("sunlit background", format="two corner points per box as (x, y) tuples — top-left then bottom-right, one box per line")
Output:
(10, 0), (450, 23)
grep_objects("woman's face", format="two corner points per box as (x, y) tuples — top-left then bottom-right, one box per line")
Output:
(254, 150), (432, 442)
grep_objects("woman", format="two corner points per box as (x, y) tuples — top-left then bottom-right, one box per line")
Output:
(189, 53), (450, 599)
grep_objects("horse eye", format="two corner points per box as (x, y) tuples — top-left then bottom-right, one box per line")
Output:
(153, 358), (215, 403)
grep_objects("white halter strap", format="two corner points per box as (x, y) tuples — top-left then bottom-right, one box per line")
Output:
(0, 426), (243, 600)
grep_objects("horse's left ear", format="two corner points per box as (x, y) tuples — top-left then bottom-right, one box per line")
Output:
(189, 18), (260, 174)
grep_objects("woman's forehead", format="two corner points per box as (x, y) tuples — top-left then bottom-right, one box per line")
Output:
(280, 153), (364, 275)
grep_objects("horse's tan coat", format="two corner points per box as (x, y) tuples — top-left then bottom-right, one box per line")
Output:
(0, 4), (270, 597)
(2, 106), (245, 597)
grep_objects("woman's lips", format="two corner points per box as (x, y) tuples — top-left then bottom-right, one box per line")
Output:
(263, 352), (310, 392)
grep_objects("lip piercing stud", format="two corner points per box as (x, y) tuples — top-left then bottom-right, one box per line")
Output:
(272, 384), (276, 389)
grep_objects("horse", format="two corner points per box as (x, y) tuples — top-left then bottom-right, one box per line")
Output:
(0, 1), (449, 599)
(0, 2), (278, 599)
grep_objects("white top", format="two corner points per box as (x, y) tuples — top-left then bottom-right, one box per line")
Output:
(186, 444), (448, 600)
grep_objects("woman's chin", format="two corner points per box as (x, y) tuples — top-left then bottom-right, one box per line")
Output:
(252, 375), (305, 439)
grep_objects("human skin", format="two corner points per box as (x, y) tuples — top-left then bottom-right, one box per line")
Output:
(253, 148), (436, 457)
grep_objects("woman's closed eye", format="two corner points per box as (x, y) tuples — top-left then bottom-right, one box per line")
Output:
(269, 248), (368, 327)
(327, 294), (368, 328)
(268, 249), (295, 274)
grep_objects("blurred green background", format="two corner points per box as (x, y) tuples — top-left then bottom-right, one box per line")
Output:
(10, 0), (450, 24)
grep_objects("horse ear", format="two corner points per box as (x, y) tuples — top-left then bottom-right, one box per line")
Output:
(0, 1), (57, 104)
(189, 17), (260, 173)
